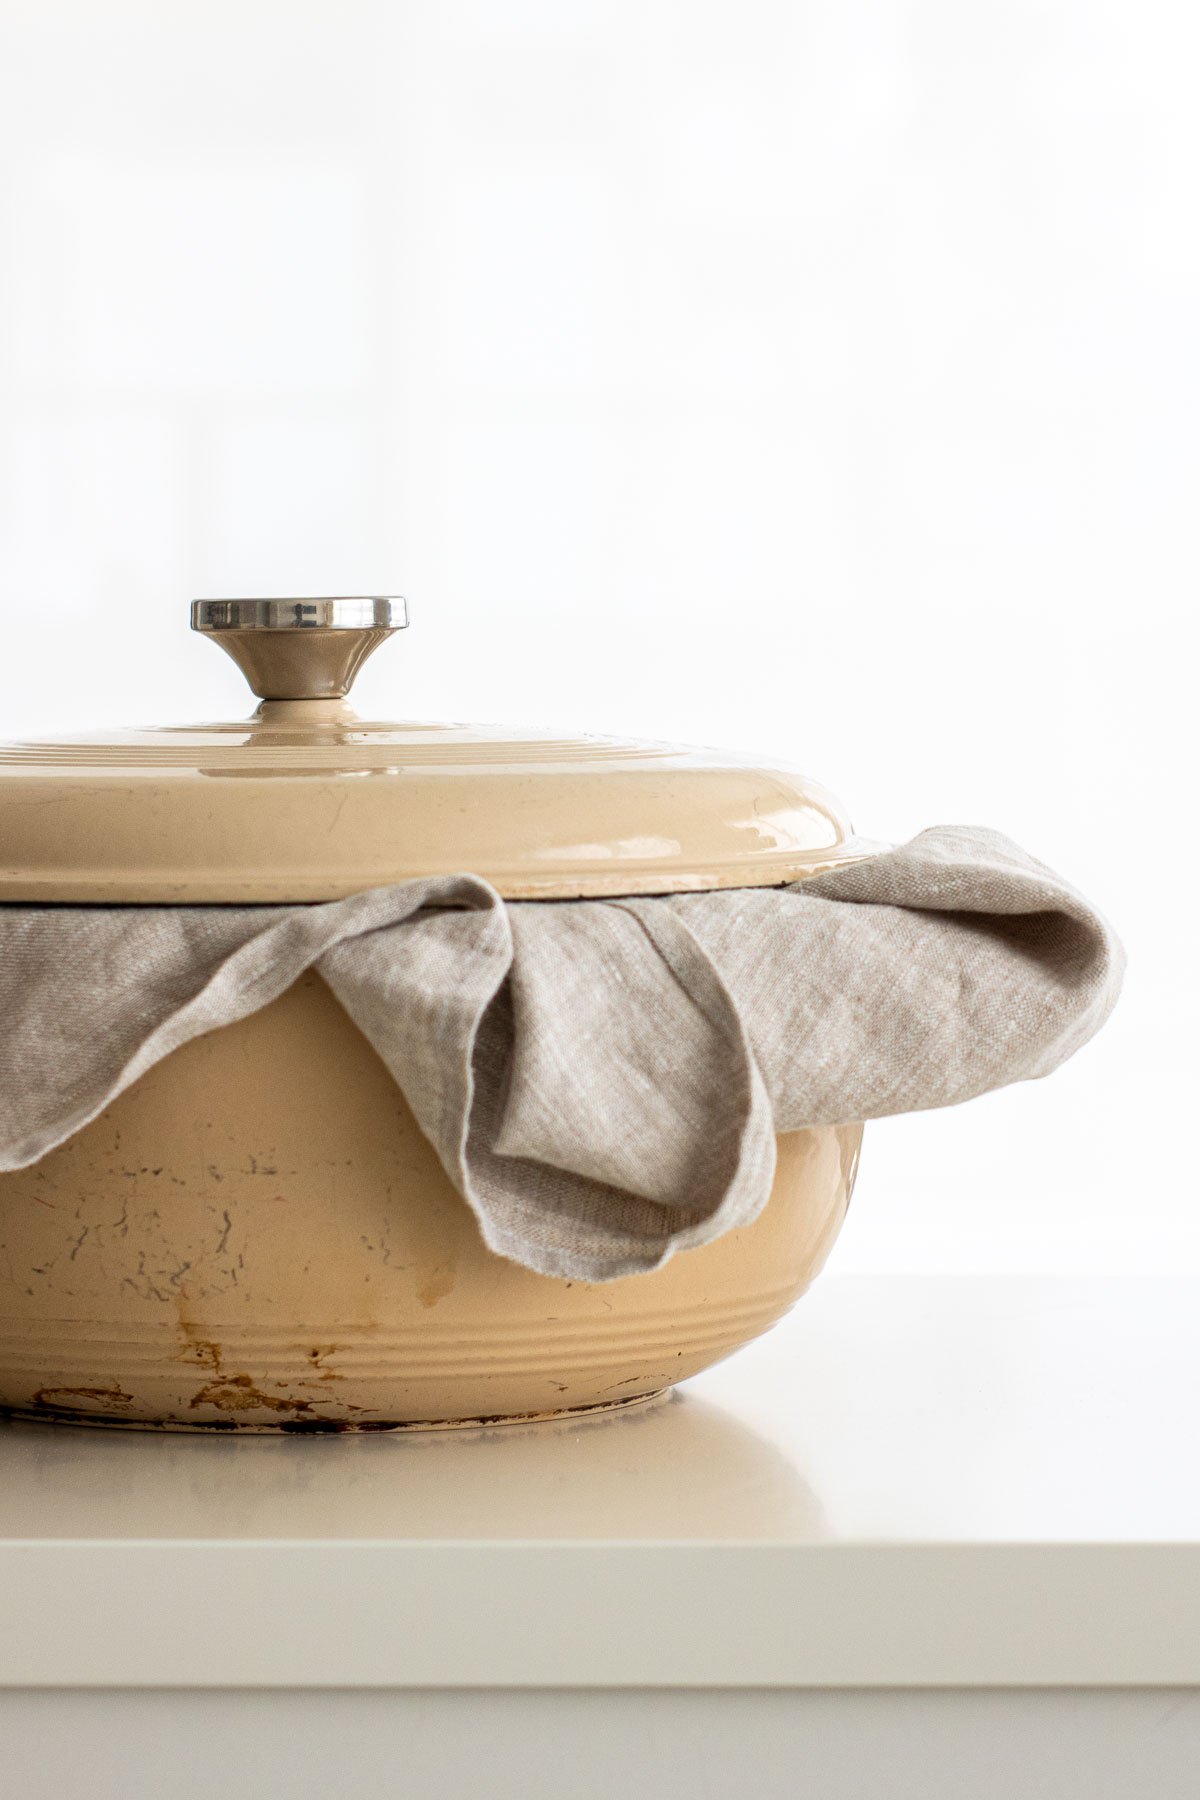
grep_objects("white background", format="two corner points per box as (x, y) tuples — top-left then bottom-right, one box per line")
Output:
(0, 0), (1194, 1273)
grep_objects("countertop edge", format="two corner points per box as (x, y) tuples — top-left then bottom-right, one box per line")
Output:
(2, 1540), (1199, 1690)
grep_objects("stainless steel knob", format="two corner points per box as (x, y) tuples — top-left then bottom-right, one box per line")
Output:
(191, 597), (407, 700)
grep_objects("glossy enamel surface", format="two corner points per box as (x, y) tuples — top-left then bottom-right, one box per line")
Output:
(0, 972), (860, 1431)
(0, 699), (858, 902)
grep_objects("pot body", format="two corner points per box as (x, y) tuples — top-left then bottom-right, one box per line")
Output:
(0, 972), (860, 1431)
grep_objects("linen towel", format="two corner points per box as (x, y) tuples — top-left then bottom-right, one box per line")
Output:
(0, 826), (1123, 1280)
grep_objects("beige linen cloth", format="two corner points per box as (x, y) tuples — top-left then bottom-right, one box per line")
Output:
(0, 826), (1122, 1282)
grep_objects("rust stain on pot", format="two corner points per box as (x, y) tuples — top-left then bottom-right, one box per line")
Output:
(174, 1297), (225, 1373)
(174, 1303), (339, 1417)
(188, 1373), (316, 1415)
(306, 1346), (346, 1381)
(32, 1381), (134, 1411)
(417, 1257), (457, 1309)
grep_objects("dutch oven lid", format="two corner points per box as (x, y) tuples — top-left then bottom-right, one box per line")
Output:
(0, 599), (861, 903)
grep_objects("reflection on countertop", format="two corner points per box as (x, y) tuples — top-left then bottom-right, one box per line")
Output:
(0, 1390), (829, 1543)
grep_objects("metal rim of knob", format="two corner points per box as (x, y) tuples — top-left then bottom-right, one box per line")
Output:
(191, 597), (407, 634)
(190, 597), (408, 700)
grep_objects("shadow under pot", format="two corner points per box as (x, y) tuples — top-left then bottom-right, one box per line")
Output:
(0, 598), (866, 1431)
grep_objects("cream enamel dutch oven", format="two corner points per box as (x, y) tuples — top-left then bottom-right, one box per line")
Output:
(0, 600), (864, 1431)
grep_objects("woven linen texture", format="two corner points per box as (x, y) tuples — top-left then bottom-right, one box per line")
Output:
(0, 826), (1123, 1280)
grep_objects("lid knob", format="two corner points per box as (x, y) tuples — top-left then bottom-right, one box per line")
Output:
(191, 597), (407, 700)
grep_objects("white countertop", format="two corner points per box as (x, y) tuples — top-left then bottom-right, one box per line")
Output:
(2, 1276), (1199, 1689)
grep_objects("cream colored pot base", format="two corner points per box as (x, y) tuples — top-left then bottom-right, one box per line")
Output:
(0, 973), (860, 1432)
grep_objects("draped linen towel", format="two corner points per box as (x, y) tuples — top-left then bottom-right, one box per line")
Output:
(0, 825), (1123, 1281)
